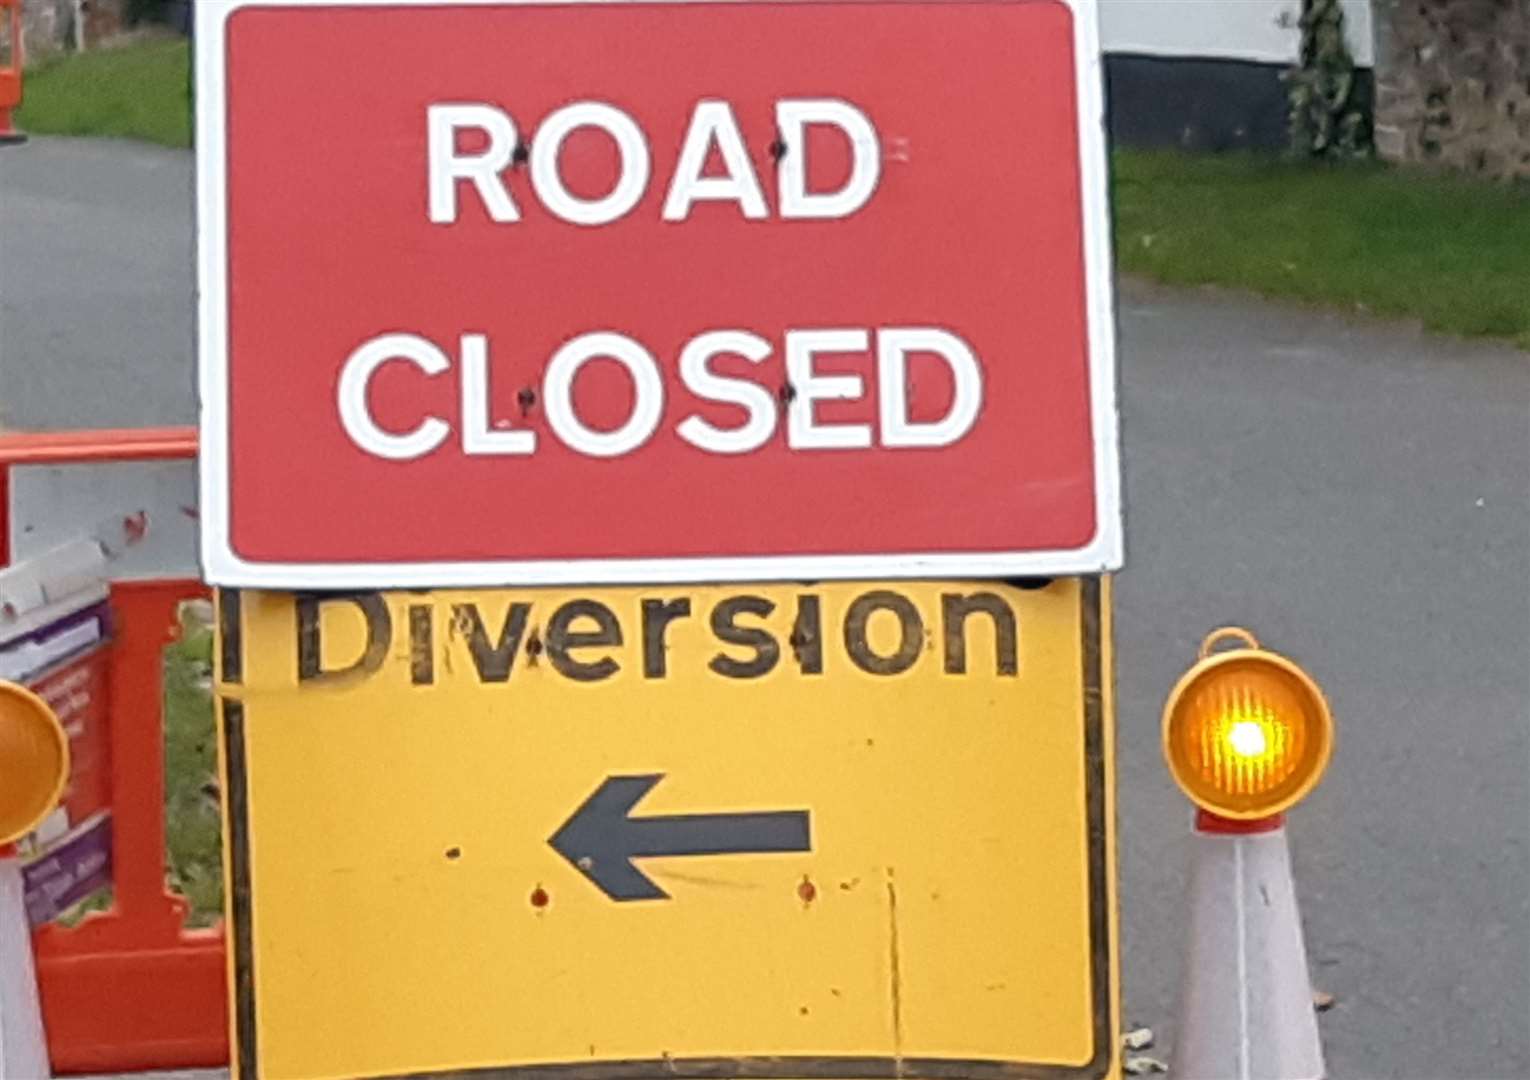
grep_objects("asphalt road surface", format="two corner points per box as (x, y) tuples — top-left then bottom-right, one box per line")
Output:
(4, 138), (1528, 1080)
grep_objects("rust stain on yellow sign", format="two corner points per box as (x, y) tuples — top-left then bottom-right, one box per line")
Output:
(217, 578), (1117, 1080)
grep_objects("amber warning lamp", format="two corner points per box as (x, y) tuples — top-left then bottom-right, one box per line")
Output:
(1162, 627), (1333, 822)
(0, 680), (70, 845)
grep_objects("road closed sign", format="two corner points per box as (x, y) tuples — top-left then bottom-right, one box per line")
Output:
(196, 0), (1121, 587)
(217, 578), (1115, 1079)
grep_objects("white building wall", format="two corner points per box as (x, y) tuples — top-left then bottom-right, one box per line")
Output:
(1099, 0), (1375, 67)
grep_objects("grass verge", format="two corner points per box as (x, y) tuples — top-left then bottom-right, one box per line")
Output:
(1113, 150), (1530, 348)
(15, 36), (190, 148)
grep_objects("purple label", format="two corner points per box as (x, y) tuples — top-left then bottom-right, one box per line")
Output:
(22, 814), (112, 926)
(0, 597), (112, 684)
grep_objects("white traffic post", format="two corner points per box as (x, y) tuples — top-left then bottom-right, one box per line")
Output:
(0, 659), (79, 1079)
(1173, 814), (1324, 1080)
(0, 847), (49, 1078)
(1160, 627), (1335, 1080)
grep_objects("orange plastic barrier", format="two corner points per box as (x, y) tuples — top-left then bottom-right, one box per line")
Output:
(0, 428), (228, 1073)
(0, 0), (24, 145)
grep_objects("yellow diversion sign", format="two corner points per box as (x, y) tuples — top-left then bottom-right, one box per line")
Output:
(216, 578), (1118, 1080)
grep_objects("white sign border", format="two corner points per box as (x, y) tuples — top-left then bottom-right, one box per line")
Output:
(197, 0), (1123, 589)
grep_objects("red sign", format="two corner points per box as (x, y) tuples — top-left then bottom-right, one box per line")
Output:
(198, 0), (1120, 587)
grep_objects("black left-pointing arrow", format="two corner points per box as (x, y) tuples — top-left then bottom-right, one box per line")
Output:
(548, 774), (812, 902)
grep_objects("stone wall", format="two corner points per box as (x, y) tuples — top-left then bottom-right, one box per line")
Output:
(19, 0), (128, 61)
(1373, 0), (1530, 180)
(81, 0), (128, 46)
(17, 0), (67, 60)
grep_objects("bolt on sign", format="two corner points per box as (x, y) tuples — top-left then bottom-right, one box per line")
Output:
(195, 0), (1121, 588)
(216, 578), (1116, 1079)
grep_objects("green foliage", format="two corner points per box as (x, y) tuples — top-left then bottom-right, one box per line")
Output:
(1285, 0), (1371, 158)
(126, 0), (170, 23)
(163, 616), (223, 926)
(1113, 150), (1530, 348)
(16, 37), (190, 148)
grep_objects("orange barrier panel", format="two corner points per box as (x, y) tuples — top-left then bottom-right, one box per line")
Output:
(0, 0), (24, 146)
(0, 429), (228, 1073)
(34, 579), (226, 1074)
